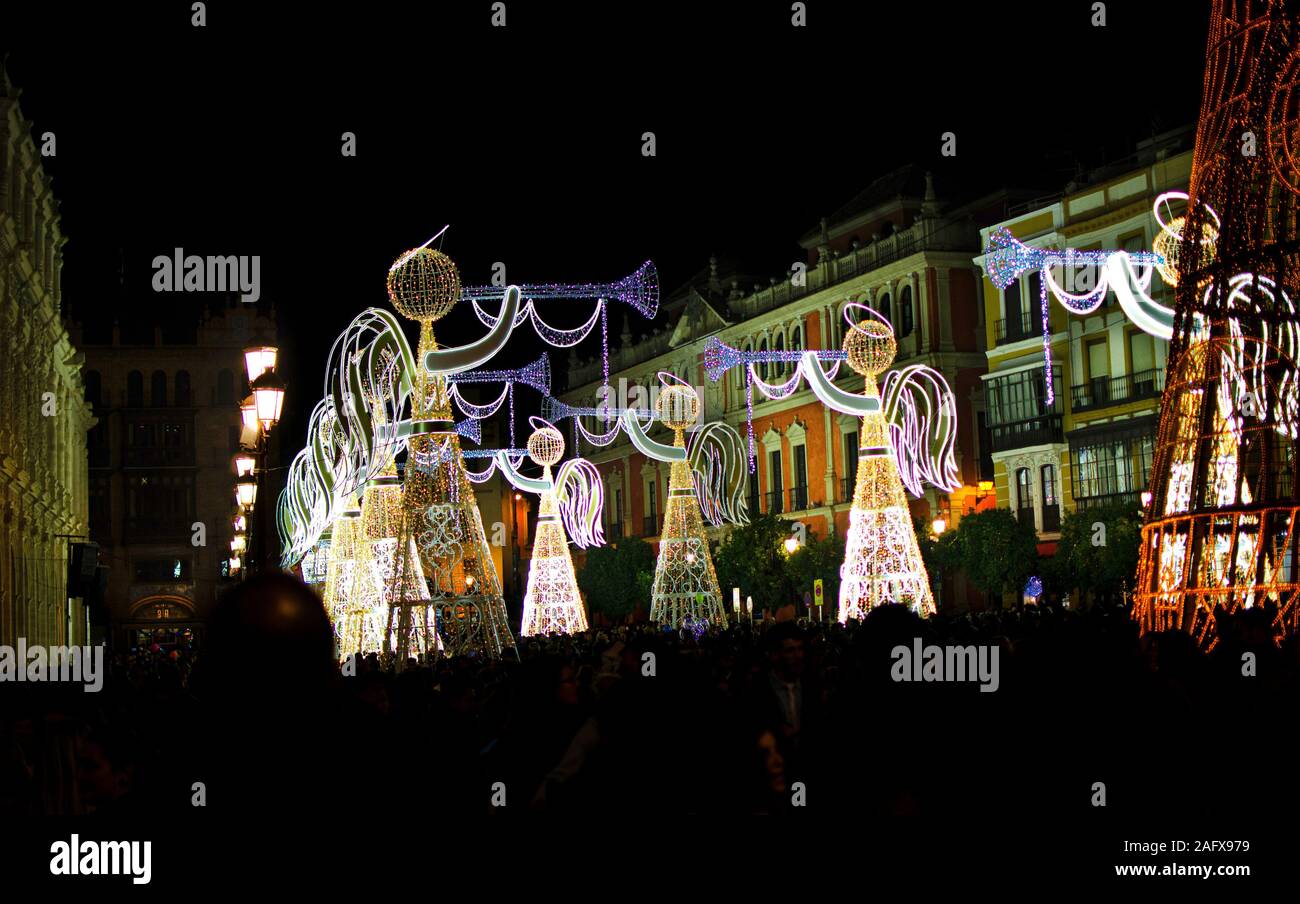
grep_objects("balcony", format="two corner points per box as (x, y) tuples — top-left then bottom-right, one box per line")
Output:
(788, 485), (809, 512)
(1074, 490), (1142, 511)
(643, 515), (658, 537)
(994, 310), (1035, 345)
(989, 415), (1064, 454)
(839, 476), (855, 503)
(766, 490), (784, 515)
(125, 517), (195, 543)
(607, 522), (624, 541)
(125, 446), (196, 468)
(1070, 368), (1164, 413)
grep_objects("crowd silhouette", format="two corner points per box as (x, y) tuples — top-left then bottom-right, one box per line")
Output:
(3, 573), (1298, 826)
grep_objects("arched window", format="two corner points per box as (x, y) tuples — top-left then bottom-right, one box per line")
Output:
(83, 370), (101, 408)
(877, 293), (892, 327)
(151, 370), (167, 407)
(175, 370), (192, 407)
(127, 371), (144, 408)
(759, 338), (769, 381)
(899, 286), (914, 338)
(791, 325), (803, 355)
(774, 333), (785, 376)
(217, 369), (236, 406)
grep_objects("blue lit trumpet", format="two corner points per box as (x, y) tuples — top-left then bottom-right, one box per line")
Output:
(702, 335), (846, 383)
(983, 227), (1162, 291)
(452, 353), (551, 395)
(542, 395), (653, 423)
(460, 260), (660, 319)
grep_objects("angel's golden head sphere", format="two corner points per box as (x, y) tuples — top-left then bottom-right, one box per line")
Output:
(844, 319), (896, 376)
(527, 423), (565, 467)
(655, 381), (699, 430)
(387, 247), (462, 323)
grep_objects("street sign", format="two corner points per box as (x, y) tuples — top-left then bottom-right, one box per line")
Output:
(813, 578), (824, 604)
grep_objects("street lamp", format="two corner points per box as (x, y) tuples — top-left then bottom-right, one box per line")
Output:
(784, 536), (799, 555)
(931, 517), (946, 537)
(240, 399), (259, 433)
(234, 452), (256, 478)
(230, 534), (246, 554)
(236, 479), (258, 510)
(252, 369), (286, 432)
(244, 346), (278, 385)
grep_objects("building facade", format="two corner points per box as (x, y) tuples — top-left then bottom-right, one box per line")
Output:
(560, 168), (1032, 610)
(0, 67), (95, 646)
(73, 298), (278, 648)
(975, 132), (1192, 551)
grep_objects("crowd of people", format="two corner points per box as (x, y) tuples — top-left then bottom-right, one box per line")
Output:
(3, 573), (1298, 822)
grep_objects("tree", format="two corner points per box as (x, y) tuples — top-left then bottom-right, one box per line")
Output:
(1053, 501), (1142, 607)
(577, 537), (656, 620)
(947, 509), (1039, 604)
(787, 530), (845, 612)
(713, 512), (796, 613)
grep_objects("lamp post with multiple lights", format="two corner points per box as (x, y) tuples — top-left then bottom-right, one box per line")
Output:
(239, 345), (285, 575)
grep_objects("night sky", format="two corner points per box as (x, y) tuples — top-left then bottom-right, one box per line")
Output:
(3, 1), (1208, 452)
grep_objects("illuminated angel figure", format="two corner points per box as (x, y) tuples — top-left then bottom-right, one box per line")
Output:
(620, 374), (749, 628)
(701, 306), (960, 618)
(495, 418), (604, 636)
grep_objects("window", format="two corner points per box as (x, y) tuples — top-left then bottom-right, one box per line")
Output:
(1016, 468), (1033, 514)
(843, 430), (859, 489)
(1087, 339), (1110, 405)
(127, 474), (195, 524)
(647, 480), (658, 520)
(898, 286), (914, 338)
(175, 370), (192, 406)
(985, 367), (1062, 425)
(1069, 424), (1157, 505)
(759, 338), (769, 380)
(217, 369), (236, 406)
(877, 292), (892, 327)
(1129, 331), (1156, 374)
(1041, 464), (1057, 507)
(83, 370), (101, 408)
(127, 371), (144, 408)
(768, 449), (784, 513)
(792, 444), (808, 510)
(151, 370), (167, 407)
(791, 325), (803, 356)
(774, 333), (785, 376)
(1004, 280), (1023, 339)
(133, 558), (193, 582)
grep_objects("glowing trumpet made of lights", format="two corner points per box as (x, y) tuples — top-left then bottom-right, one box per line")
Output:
(452, 353), (551, 395)
(702, 335), (846, 384)
(461, 260), (660, 319)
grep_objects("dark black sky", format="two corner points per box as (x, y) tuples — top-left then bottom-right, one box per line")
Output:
(3, 1), (1209, 450)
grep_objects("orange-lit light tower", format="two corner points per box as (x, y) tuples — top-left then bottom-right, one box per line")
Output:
(1134, 0), (1300, 648)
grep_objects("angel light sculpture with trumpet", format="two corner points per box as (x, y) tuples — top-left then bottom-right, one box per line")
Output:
(492, 418), (605, 635)
(704, 304), (961, 618)
(613, 375), (750, 627)
(277, 237), (658, 658)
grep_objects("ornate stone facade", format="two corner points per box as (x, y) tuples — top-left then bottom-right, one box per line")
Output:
(0, 67), (94, 645)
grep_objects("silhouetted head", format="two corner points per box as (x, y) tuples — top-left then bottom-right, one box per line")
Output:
(203, 572), (336, 705)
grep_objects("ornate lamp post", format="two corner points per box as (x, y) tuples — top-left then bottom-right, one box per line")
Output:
(244, 345), (285, 573)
